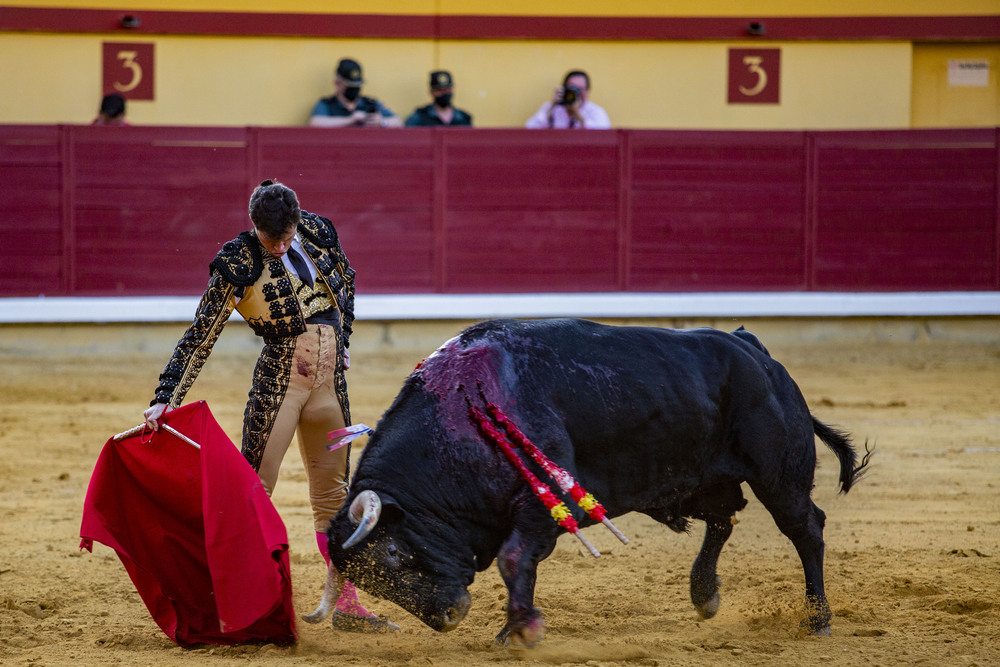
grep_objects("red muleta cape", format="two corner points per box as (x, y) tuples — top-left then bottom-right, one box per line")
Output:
(80, 401), (296, 646)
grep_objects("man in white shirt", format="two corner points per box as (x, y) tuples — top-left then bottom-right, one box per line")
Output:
(525, 70), (611, 130)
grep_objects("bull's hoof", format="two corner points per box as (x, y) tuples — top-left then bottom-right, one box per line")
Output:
(802, 596), (833, 636)
(692, 575), (722, 619)
(797, 619), (833, 638)
(301, 610), (326, 624)
(494, 618), (546, 648)
(695, 590), (721, 619)
(331, 610), (401, 634)
(302, 602), (332, 624)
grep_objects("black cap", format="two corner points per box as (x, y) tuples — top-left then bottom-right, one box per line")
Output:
(336, 58), (364, 85)
(429, 70), (453, 89)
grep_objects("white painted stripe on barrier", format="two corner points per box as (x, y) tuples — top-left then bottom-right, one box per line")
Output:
(1, 293), (999, 323)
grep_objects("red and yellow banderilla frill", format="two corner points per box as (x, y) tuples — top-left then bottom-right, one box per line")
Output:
(469, 401), (629, 557)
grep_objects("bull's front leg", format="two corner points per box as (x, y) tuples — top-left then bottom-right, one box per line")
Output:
(494, 527), (550, 647)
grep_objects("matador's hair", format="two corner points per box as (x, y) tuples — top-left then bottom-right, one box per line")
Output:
(248, 179), (301, 239)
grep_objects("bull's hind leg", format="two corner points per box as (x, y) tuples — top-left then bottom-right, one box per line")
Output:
(681, 482), (748, 620)
(690, 518), (731, 619)
(750, 483), (832, 636)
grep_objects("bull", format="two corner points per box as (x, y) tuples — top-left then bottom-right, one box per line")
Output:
(304, 318), (871, 645)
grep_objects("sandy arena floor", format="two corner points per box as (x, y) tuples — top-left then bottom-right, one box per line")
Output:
(1, 317), (998, 666)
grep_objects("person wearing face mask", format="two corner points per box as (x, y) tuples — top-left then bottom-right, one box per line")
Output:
(309, 58), (402, 128)
(404, 70), (473, 127)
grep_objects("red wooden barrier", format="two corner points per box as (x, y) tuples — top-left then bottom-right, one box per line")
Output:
(1, 125), (62, 296)
(439, 129), (621, 293)
(1, 125), (996, 298)
(810, 129), (998, 290)
(70, 126), (250, 296)
(628, 131), (808, 291)
(256, 128), (437, 293)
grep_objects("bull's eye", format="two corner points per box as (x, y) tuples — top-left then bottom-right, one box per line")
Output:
(386, 542), (400, 568)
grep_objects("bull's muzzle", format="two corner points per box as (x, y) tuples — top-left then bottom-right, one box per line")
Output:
(343, 489), (381, 548)
(440, 590), (472, 632)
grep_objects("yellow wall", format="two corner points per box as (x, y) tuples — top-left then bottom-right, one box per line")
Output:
(0, 34), (913, 129)
(2, 0), (995, 128)
(912, 44), (1000, 128)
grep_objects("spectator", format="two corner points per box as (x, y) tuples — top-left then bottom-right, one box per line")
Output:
(405, 70), (473, 127)
(525, 70), (610, 130)
(309, 58), (402, 128)
(92, 93), (128, 126)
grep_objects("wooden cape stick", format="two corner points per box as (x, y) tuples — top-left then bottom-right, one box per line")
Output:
(114, 422), (202, 450)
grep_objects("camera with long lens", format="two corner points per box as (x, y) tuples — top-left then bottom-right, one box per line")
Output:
(559, 84), (582, 106)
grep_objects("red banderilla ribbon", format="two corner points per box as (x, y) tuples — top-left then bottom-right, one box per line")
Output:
(469, 405), (598, 557)
(485, 402), (629, 547)
(469, 402), (629, 557)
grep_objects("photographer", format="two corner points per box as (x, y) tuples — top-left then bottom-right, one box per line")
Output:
(525, 70), (610, 130)
(309, 58), (402, 128)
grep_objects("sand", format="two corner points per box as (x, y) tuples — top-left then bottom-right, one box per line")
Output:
(1, 317), (998, 666)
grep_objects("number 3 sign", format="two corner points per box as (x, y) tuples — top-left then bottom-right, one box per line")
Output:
(728, 48), (780, 104)
(102, 42), (155, 100)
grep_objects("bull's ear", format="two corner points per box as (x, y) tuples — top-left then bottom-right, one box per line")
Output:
(382, 496), (404, 522)
(376, 493), (404, 524)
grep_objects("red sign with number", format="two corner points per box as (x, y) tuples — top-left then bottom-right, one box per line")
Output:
(102, 42), (155, 100)
(728, 48), (780, 104)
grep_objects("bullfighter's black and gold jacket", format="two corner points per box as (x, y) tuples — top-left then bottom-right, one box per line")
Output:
(150, 210), (355, 408)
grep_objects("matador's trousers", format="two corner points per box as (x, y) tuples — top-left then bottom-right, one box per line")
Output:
(241, 323), (351, 533)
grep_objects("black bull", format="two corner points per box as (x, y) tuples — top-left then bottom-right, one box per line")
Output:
(305, 318), (871, 646)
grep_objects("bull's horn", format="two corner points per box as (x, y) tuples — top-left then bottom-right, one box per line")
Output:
(342, 490), (381, 549)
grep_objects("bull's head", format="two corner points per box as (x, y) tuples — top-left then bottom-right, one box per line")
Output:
(328, 489), (474, 632)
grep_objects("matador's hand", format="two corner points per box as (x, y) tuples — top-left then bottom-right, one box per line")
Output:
(343, 347), (351, 370)
(143, 402), (173, 431)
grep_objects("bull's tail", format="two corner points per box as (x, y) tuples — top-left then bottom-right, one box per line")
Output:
(812, 416), (874, 494)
